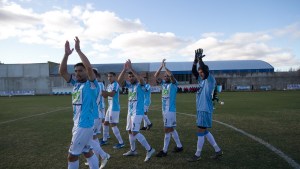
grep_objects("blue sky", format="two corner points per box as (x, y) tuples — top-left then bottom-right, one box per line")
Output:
(0, 0), (300, 71)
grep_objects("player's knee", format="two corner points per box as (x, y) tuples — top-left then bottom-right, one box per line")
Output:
(164, 127), (174, 133)
(83, 150), (94, 158)
(132, 131), (139, 136)
(67, 154), (78, 162)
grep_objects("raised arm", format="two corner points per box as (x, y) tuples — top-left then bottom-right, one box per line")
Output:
(74, 36), (96, 81)
(154, 59), (165, 80)
(192, 49), (200, 79)
(117, 61), (128, 85)
(196, 48), (210, 79)
(59, 40), (74, 82)
(197, 49), (207, 70)
(164, 64), (176, 83)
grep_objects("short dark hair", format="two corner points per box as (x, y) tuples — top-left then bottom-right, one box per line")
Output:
(198, 65), (209, 79)
(74, 62), (85, 69)
(108, 72), (116, 76)
(93, 68), (98, 76)
(128, 72), (133, 75)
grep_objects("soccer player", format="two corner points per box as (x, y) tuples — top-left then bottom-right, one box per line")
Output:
(187, 48), (223, 162)
(101, 72), (125, 149)
(154, 59), (183, 157)
(59, 37), (99, 169)
(140, 77), (153, 130)
(119, 59), (155, 162)
(84, 68), (110, 169)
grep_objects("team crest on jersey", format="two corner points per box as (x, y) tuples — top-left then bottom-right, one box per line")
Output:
(162, 89), (169, 96)
(128, 91), (137, 100)
(72, 91), (81, 104)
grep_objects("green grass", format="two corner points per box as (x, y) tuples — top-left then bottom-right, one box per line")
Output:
(0, 91), (299, 169)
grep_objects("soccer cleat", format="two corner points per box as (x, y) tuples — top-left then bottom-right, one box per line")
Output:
(113, 143), (125, 149)
(144, 148), (155, 162)
(187, 155), (201, 162)
(155, 150), (167, 157)
(140, 127), (147, 130)
(172, 146), (183, 153)
(123, 150), (138, 156)
(210, 150), (223, 159)
(100, 140), (108, 146)
(147, 123), (153, 130)
(100, 153), (110, 169)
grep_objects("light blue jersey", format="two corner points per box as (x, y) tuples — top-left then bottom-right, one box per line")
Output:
(106, 81), (120, 111)
(97, 82), (106, 110)
(144, 83), (151, 107)
(69, 75), (97, 128)
(126, 81), (145, 116)
(93, 82), (105, 119)
(196, 74), (216, 113)
(160, 80), (178, 112)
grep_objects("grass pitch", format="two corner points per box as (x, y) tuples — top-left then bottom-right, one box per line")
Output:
(0, 91), (299, 169)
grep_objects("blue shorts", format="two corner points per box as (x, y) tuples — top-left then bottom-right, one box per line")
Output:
(196, 111), (212, 128)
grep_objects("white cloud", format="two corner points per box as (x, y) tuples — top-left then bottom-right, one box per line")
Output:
(0, 1), (143, 46)
(81, 10), (144, 41)
(110, 31), (188, 61)
(273, 23), (300, 39)
(180, 31), (300, 69)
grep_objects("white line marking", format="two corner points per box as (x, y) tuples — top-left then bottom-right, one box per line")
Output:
(177, 112), (300, 169)
(0, 107), (70, 125)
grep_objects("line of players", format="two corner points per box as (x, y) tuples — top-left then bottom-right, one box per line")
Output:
(60, 37), (222, 169)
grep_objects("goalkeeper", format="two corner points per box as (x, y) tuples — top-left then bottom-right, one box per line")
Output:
(187, 48), (223, 162)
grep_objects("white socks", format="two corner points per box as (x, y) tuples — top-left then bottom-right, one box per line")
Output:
(196, 135), (205, 157)
(129, 134), (136, 151)
(112, 126), (123, 144)
(91, 139), (107, 159)
(163, 133), (171, 153)
(171, 130), (182, 148)
(206, 132), (221, 152)
(135, 133), (151, 151)
(86, 153), (99, 169)
(68, 160), (79, 169)
(143, 115), (151, 127)
(103, 125), (109, 141)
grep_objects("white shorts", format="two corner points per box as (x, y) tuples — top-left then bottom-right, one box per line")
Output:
(163, 111), (177, 128)
(69, 127), (93, 156)
(144, 106), (149, 113)
(126, 114), (143, 132)
(105, 109), (120, 124)
(93, 118), (102, 136)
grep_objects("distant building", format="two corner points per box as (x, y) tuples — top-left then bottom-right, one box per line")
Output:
(0, 60), (299, 95)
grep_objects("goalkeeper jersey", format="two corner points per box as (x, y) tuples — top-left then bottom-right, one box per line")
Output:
(196, 74), (216, 113)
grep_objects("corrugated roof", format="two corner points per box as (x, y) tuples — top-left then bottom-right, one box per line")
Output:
(50, 60), (273, 74)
